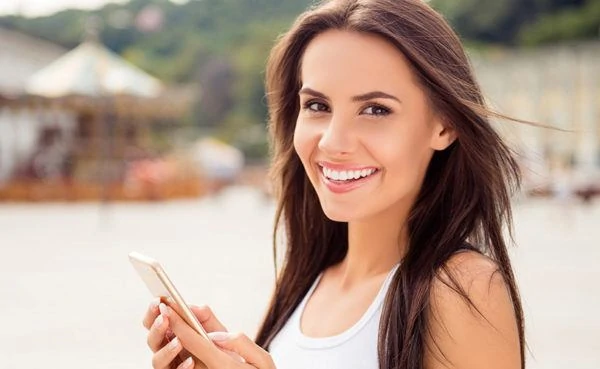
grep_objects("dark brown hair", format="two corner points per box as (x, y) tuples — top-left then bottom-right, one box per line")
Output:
(255, 0), (525, 368)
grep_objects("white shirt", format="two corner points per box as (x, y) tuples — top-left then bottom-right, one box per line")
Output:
(269, 264), (400, 369)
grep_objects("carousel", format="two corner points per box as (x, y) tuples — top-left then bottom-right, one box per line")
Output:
(0, 39), (204, 201)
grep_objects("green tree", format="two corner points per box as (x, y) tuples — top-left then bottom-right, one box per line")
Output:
(429, 0), (596, 45)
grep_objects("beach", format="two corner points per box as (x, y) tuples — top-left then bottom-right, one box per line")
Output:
(1, 187), (598, 369)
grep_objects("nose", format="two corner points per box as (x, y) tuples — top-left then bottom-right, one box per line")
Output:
(317, 113), (356, 156)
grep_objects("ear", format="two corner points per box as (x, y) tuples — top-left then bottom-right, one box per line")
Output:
(430, 117), (457, 151)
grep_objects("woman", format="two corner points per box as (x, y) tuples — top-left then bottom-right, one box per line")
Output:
(142, 0), (525, 368)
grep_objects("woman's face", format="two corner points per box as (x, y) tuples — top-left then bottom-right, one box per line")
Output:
(294, 30), (455, 222)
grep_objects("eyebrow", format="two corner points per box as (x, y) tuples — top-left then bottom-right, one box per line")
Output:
(298, 87), (401, 104)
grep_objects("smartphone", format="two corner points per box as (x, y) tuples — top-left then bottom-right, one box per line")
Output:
(129, 251), (210, 341)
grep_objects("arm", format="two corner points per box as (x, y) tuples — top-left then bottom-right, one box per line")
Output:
(424, 252), (522, 369)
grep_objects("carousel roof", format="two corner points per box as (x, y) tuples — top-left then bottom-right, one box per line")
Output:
(25, 41), (162, 98)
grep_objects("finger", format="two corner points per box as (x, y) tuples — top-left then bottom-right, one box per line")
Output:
(175, 356), (194, 369)
(190, 305), (227, 332)
(147, 313), (169, 352)
(160, 303), (225, 368)
(143, 297), (162, 330)
(161, 300), (226, 335)
(151, 337), (183, 369)
(162, 299), (212, 336)
(209, 332), (274, 369)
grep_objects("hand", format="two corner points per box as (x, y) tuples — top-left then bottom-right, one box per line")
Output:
(159, 302), (276, 369)
(142, 298), (228, 369)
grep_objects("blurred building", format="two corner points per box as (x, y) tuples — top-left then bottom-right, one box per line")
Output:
(0, 27), (72, 184)
(0, 27), (67, 95)
(472, 41), (600, 193)
(0, 28), (199, 200)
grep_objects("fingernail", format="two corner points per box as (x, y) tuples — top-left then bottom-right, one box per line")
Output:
(150, 297), (160, 311)
(208, 331), (230, 342)
(153, 314), (163, 328)
(167, 337), (180, 351)
(182, 356), (194, 369)
(159, 303), (169, 317)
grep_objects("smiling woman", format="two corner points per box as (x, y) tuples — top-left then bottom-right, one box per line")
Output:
(259, 0), (524, 368)
(141, 1), (525, 369)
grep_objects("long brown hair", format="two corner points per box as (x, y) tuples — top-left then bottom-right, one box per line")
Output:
(255, 1), (525, 368)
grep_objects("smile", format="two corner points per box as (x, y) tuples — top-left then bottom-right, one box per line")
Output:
(317, 162), (380, 194)
(321, 166), (378, 181)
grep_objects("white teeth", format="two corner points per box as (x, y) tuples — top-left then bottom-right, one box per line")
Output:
(321, 166), (377, 181)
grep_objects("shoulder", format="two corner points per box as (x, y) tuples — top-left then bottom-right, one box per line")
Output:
(424, 250), (521, 369)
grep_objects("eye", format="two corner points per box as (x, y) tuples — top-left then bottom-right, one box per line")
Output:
(303, 100), (330, 113)
(361, 104), (391, 117)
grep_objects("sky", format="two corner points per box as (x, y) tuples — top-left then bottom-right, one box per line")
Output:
(0, 0), (188, 17)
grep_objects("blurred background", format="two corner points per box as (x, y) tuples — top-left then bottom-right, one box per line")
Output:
(0, 0), (598, 368)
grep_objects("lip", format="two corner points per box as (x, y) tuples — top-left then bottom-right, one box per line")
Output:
(316, 162), (380, 194)
(317, 161), (379, 171)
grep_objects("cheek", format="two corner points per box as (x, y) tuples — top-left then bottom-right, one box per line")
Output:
(372, 128), (434, 184)
(293, 119), (315, 167)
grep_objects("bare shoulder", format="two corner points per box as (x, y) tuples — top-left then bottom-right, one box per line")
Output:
(424, 250), (522, 369)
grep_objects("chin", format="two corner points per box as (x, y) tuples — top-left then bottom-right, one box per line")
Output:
(323, 212), (351, 223)
(320, 204), (361, 223)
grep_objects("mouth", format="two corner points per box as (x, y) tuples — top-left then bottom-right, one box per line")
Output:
(317, 163), (380, 193)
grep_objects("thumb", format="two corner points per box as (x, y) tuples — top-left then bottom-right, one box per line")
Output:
(208, 332), (274, 369)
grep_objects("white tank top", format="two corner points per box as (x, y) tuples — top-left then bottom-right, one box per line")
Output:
(269, 264), (400, 369)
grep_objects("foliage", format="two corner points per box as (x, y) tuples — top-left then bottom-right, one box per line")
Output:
(429, 0), (599, 45)
(519, 0), (600, 45)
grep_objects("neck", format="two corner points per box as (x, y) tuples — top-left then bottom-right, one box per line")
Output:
(336, 201), (410, 286)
